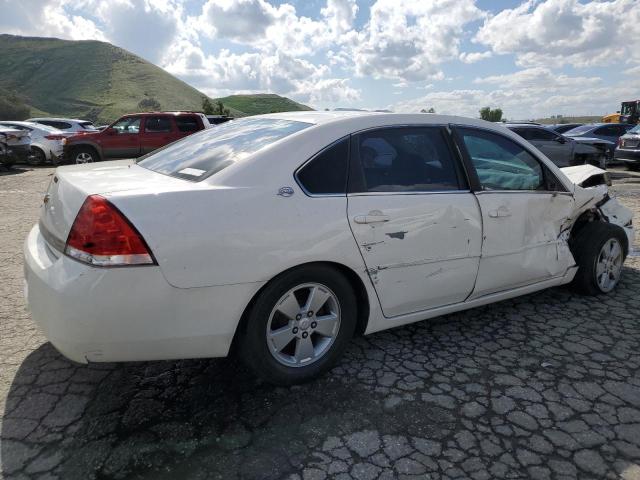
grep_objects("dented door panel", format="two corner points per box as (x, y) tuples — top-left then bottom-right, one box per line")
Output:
(347, 193), (482, 317)
(470, 192), (576, 298)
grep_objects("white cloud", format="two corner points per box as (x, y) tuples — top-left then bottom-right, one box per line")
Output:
(459, 51), (492, 64)
(339, 0), (484, 82)
(394, 66), (635, 119)
(475, 0), (640, 68)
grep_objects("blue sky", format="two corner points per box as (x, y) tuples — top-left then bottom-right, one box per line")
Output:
(2, 0), (639, 119)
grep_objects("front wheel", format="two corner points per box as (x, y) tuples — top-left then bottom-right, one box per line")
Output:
(73, 147), (97, 164)
(238, 265), (357, 385)
(570, 222), (628, 295)
(28, 147), (47, 165)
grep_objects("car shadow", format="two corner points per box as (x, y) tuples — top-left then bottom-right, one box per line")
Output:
(2, 266), (640, 479)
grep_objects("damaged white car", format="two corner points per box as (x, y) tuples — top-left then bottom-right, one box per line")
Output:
(24, 112), (634, 384)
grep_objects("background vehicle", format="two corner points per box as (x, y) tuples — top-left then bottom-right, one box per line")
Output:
(564, 123), (635, 144)
(24, 112), (633, 385)
(27, 117), (98, 133)
(548, 123), (583, 134)
(63, 112), (211, 164)
(614, 124), (640, 171)
(0, 120), (69, 164)
(0, 126), (30, 169)
(506, 123), (608, 167)
(603, 100), (640, 124)
(206, 115), (233, 125)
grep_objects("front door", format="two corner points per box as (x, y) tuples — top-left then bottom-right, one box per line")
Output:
(103, 116), (142, 158)
(347, 126), (482, 317)
(454, 126), (575, 298)
(527, 127), (573, 167)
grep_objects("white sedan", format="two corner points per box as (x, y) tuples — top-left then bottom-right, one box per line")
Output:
(24, 112), (634, 384)
(0, 121), (69, 164)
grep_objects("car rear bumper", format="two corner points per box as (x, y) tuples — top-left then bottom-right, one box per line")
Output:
(23, 224), (263, 363)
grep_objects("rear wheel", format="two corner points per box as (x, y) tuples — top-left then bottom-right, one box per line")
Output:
(570, 222), (628, 295)
(239, 265), (357, 385)
(28, 147), (46, 166)
(73, 146), (97, 164)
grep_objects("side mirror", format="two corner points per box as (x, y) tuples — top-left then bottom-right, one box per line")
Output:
(555, 136), (566, 144)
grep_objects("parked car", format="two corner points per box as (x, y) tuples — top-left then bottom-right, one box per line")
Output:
(62, 112), (211, 164)
(505, 123), (609, 167)
(27, 117), (98, 133)
(564, 123), (635, 145)
(614, 124), (640, 171)
(24, 112), (633, 385)
(0, 125), (31, 169)
(0, 121), (69, 164)
(548, 123), (584, 134)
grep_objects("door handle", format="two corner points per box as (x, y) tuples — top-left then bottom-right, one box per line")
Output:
(354, 214), (391, 224)
(488, 206), (511, 218)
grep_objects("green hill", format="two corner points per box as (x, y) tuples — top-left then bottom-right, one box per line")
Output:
(218, 94), (313, 116)
(0, 35), (311, 124)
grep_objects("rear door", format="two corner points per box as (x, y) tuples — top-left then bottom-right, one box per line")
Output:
(140, 115), (175, 154)
(347, 126), (482, 317)
(453, 126), (575, 298)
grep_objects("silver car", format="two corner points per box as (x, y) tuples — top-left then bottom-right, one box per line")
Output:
(614, 124), (640, 171)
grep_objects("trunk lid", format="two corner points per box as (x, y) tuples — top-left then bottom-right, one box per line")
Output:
(39, 160), (197, 250)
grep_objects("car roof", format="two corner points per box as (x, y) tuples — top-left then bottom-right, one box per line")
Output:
(28, 117), (89, 123)
(503, 123), (548, 128)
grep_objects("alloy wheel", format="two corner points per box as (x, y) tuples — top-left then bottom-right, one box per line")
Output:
(75, 152), (93, 164)
(595, 238), (623, 293)
(265, 283), (341, 367)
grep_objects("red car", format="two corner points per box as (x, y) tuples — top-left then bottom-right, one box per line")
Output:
(63, 112), (211, 164)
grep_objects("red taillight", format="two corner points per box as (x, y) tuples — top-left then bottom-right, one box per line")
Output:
(45, 134), (66, 140)
(64, 195), (155, 266)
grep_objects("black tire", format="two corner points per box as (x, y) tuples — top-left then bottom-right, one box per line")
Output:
(71, 146), (98, 164)
(570, 222), (628, 295)
(28, 147), (47, 166)
(238, 265), (357, 385)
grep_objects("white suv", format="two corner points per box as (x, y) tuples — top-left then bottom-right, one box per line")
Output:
(27, 117), (98, 133)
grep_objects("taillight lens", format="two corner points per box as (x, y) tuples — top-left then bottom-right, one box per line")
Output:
(65, 195), (155, 267)
(45, 134), (66, 140)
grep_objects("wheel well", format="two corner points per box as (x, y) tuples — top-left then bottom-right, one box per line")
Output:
(229, 261), (371, 354)
(71, 144), (101, 160)
(569, 210), (629, 255)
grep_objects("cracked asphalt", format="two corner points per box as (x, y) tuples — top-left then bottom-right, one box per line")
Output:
(1, 165), (640, 480)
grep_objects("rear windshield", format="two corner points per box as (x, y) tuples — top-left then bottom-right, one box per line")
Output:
(564, 125), (593, 135)
(629, 125), (640, 135)
(138, 118), (312, 181)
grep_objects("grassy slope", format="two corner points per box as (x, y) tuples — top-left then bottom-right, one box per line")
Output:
(534, 116), (604, 125)
(0, 35), (311, 124)
(218, 94), (312, 116)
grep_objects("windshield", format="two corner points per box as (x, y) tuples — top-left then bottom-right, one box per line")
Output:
(629, 125), (640, 135)
(138, 118), (312, 181)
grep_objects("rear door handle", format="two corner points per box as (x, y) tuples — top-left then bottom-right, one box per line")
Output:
(354, 214), (391, 224)
(488, 206), (511, 218)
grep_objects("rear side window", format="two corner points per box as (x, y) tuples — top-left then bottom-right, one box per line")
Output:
(349, 127), (463, 193)
(175, 115), (200, 132)
(145, 116), (172, 133)
(296, 138), (349, 195)
(138, 118), (311, 181)
(79, 122), (96, 130)
(458, 127), (544, 191)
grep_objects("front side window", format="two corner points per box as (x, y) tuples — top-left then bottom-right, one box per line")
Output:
(594, 126), (617, 136)
(458, 127), (544, 191)
(349, 127), (463, 193)
(144, 116), (172, 133)
(296, 138), (348, 195)
(112, 117), (141, 134)
(138, 118), (312, 181)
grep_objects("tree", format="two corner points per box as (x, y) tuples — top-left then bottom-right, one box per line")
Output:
(202, 97), (215, 115)
(202, 97), (230, 116)
(479, 106), (503, 122)
(0, 92), (30, 120)
(420, 107), (436, 113)
(137, 97), (161, 112)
